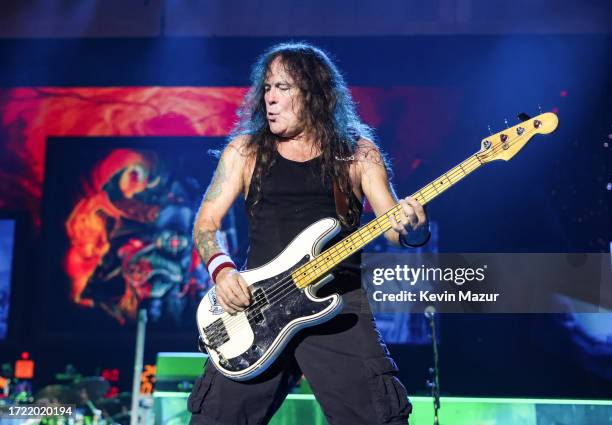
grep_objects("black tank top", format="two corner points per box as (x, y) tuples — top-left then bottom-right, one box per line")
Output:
(245, 151), (363, 270)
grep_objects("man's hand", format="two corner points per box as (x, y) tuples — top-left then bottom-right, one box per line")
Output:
(389, 196), (430, 246)
(215, 268), (252, 314)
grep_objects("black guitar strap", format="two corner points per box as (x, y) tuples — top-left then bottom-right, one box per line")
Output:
(332, 177), (349, 224)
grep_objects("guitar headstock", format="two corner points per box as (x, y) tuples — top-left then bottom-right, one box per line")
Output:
(477, 112), (558, 163)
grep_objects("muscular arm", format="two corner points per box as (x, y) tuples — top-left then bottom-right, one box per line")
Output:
(357, 139), (429, 247)
(193, 137), (247, 263)
(193, 137), (253, 313)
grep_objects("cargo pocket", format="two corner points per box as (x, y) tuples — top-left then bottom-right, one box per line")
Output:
(187, 369), (216, 414)
(364, 356), (412, 424)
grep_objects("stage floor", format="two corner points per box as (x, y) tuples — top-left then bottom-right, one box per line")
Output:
(153, 392), (612, 424)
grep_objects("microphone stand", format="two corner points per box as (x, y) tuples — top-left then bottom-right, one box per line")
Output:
(425, 306), (441, 425)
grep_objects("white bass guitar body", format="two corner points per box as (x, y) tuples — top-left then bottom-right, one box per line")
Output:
(196, 217), (342, 381)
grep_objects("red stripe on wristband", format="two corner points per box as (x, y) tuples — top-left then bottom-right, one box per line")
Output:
(206, 253), (236, 284)
(211, 262), (236, 283)
(205, 252), (224, 269)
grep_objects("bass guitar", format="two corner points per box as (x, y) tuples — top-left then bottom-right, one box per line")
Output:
(196, 112), (558, 381)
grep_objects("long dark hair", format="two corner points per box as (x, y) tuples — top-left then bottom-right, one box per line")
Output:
(231, 42), (377, 227)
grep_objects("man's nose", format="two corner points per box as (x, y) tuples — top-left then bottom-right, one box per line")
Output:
(266, 89), (277, 104)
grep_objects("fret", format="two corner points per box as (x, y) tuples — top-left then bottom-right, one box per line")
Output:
(462, 157), (478, 173)
(448, 167), (463, 183)
(293, 151), (486, 289)
(434, 178), (450, 193)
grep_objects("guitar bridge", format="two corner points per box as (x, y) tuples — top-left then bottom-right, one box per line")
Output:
(203, 319), (229, 349)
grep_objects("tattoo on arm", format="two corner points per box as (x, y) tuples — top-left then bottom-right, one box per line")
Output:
(203, 156), (226, 203)
(193, 145), (246, 262)
(355, 145), (387, 167)
(194, 228), (222, 263)
(194, 159), (226, 262)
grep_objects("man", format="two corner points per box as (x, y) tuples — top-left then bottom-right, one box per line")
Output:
(189, 42), (430, 425)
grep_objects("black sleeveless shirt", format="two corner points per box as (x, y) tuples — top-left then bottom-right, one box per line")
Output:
(245, 151), (363, 271)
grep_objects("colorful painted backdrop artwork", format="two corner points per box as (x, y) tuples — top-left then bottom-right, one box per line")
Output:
(63, 148), (211, 325)
(0, 87), (246, 225)
(0, 86), (453, 226)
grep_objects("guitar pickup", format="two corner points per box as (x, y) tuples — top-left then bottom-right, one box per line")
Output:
(247, 288), (269, 325)
(252, 288), (269, 306)
(203, 319), (229, 349)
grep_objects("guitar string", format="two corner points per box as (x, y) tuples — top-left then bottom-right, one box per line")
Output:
(205, 125), (537, 340)
(285, 123), (541, 292)
(203, 148), (498, 342)
(204, 125), (539, 341)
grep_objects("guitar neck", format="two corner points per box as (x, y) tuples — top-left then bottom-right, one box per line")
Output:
(292, 152), (485, 289)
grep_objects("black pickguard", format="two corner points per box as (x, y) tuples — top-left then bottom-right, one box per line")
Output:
(203, 255), (338, 374)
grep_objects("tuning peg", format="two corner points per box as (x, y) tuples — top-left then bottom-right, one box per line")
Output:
(487, 125), (493, 135)
(538, 104), (543, 114)
(504, 118), (509, 128)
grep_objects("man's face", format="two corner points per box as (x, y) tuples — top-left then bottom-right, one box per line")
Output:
(264, 57), (304, 138)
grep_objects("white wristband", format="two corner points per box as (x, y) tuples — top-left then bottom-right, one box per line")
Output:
(206, 253), (236, 284)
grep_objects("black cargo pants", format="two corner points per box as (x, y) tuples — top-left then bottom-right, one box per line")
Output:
(188, 271), (412, 425)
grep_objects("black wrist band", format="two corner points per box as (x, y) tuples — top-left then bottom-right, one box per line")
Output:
(399, 230), (431, 248)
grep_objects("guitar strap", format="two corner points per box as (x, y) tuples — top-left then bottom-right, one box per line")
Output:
(332, 177), (349, 224)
